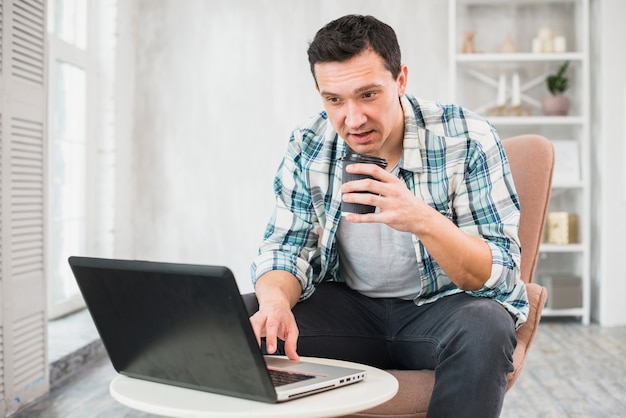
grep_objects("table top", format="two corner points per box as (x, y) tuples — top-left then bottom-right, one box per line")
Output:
(109, 356), (398, 418)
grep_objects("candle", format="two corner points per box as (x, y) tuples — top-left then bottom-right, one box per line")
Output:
(497, 73), (506, 106)
(532, 37), (542, 53)
(538, 27), (553, 53)
(511, 73), (521, 107)
(553, 36), (567, 53)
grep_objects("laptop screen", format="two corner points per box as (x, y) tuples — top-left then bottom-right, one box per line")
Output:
(70, 257), (277, 401)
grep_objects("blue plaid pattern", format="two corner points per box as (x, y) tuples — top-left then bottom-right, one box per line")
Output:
(252, 95), (529, 329)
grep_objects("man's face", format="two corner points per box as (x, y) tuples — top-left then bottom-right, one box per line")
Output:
(314, 49), (408, 160)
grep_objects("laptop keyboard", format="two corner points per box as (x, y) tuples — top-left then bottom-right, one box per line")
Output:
(268, 368), (316, 387)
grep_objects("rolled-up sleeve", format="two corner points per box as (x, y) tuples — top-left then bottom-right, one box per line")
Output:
(251, 131), (319, 299)
(454, 129), (528, 327)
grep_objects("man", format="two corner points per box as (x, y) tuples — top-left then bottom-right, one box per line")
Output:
(247, 14), (528, 417)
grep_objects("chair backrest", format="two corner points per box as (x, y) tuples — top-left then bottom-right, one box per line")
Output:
(502, 135), (554, 284)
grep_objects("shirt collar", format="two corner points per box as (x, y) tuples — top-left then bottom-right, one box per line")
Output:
(399, 95), (424, 173)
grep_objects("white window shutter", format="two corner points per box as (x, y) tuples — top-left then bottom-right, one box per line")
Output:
(1, 0), (48, 415)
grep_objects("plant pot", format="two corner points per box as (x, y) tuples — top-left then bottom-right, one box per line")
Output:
(542, 95), (570, 116)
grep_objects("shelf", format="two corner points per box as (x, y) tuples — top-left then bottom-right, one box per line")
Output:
(451, 0), (590, 325)
(552, 181), (584, 189)
(542, 307), (585, 317)
(458, 0), (578, 5)
(540, 243), (585, 253)
(487, 116), (584, 126)
(456, 52), (584, 63)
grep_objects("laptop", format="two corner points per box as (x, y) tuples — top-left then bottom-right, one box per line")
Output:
(68, 256), (366, 403)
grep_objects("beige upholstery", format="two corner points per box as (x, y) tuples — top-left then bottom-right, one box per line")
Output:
(347, 135), (554, 418)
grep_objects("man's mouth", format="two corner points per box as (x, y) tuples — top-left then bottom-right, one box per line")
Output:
(351, 130), (374, 141)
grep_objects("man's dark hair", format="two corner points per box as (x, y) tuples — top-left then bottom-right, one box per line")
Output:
(307, 15), (402, 82)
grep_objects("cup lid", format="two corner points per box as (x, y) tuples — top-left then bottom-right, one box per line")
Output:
(342, 152), (388, 168)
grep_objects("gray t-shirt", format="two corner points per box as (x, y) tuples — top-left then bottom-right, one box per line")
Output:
(337, 165), (421, 300)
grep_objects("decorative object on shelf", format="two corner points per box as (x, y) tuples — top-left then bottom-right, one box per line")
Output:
(509, 72), (531, 116)
(542, 61), (570, 116)
(489, 73), (508, 115)
(551, 140), (580, 185)
(488, 72), (532, 117)
(539, 275), (582, 309)
(511, 72), (521, 106)
(531, 27), (567, 53)
(496, 73), (506, 106)
(499, 33), (517, 53)
(487, 103), (531, 117)
(546, 212), (578, 244)
(531, 28), (567, 53)
(461, 31), (476, 53)
(532, 28), (553, 52)
(553, 35), (567, 53)
(507, 104), (532, 117)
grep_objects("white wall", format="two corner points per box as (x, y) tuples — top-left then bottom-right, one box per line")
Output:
(590, 0), (626, 326)
(117, 0), (448, 293)
(113, 0), (626, 326)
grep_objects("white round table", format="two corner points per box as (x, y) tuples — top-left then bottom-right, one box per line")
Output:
(110, 356), (398, 418)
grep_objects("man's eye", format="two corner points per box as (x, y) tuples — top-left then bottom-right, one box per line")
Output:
(363, 92), (377, 99)
(326, 97), (341, 104)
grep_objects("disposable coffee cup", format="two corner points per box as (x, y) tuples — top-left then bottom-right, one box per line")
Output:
(341, 153), (388, 215)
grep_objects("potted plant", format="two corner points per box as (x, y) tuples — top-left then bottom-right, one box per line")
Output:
(542, 61), (570, 116)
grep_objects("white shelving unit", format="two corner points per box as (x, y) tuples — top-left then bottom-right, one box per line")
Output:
(448, 0), (590, 324)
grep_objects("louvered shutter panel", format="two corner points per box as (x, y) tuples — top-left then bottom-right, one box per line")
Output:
(1, 0), (48, 415)
(1, 0), (5, 411)
(0, 1), (6, 414)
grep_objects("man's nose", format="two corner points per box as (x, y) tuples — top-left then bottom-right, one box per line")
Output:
(344, 102), (367, 129)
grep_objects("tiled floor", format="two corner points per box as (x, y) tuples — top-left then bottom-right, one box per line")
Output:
(14, 314), (626, 417)
(501, 321), (626, 417)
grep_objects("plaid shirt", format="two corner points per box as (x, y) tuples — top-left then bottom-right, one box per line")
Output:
(252, 95), (529, 328)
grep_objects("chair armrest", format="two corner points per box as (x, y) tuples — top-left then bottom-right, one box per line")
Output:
(507, 283), (548, 390)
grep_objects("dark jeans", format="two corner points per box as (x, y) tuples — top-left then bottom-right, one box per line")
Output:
(243, 281), (516, 418)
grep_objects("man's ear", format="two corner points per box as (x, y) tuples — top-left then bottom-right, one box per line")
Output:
(397, 64), (408, 96)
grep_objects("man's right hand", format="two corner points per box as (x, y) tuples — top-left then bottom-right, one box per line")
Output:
(249, 271), (302, 361)
(250, 302), (300, 360)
